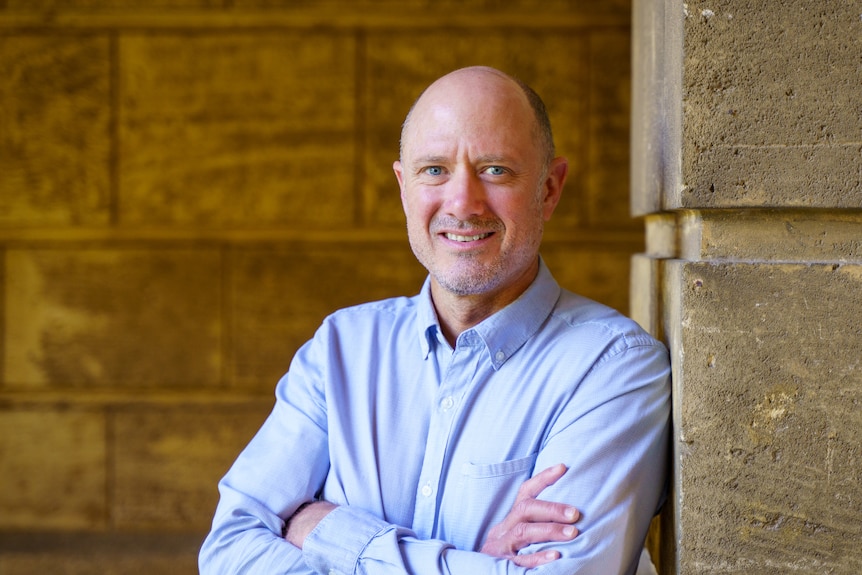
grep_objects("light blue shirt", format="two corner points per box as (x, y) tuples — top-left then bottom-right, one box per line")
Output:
(200, 260), (670, 575)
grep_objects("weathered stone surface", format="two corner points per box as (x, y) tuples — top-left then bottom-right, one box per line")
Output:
(680, 0), (862, 209)
(5, 249), (221, 388)
(632, 0), (862, 213)
(229, 243), (426, 388)
(630, 0), (684, 217)
(678, 210), (862, 263)
(666, 261), (862, 574)
(364, 31), (588, 231)
(118, 33), (356, 227)
(0, 35), (111, 227)
(112, 402), (271, 530)
(629, 253), (661, 335)
(0, 409), (106, 529)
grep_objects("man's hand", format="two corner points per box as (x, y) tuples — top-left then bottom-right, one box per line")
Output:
(480, 463), (580, 568)
(284, 501), (337, 549)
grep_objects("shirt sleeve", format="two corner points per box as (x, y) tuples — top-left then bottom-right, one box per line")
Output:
(301, 337), (671, 575)
(198, 335), (333, 574)
(517, 338), (672, 575)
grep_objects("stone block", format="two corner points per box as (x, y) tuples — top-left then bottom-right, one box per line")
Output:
(112, 402), (272, 530)
(666, 260), (862, 574)
(0, 35), (111, 227)
(0, 409), (106, 529)
(680, 0), (862, 208)
(364, 31), (588, 231)
(629, 253), (661, 336)
(118, 33), (356, 227)
(678, 209), (862, 263)
(229, 242), (426, 388)
(4, 249), (222, 388)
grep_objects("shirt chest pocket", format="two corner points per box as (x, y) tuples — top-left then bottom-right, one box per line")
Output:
(444, 452), (538, 549)
(460, 452), (538, 480)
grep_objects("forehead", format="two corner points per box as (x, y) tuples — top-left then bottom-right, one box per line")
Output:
(402, 72), (539, 162)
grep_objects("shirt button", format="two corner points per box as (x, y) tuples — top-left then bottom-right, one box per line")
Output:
(421, 483), (433, 497)
(495, 350), (506, 362)
(440, 396), (454, 411)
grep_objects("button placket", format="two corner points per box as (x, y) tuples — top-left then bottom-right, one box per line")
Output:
(412, 332), (483, 539)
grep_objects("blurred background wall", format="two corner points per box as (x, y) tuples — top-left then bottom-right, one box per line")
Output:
(0, 1), (641, 571)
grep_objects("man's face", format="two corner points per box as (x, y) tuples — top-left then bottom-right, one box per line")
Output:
(394, 70), (565, 300)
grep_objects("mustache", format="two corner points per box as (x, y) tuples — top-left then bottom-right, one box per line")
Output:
(429, 216), (504, 234)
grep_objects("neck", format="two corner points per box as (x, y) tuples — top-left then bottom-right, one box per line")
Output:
(431, 261), (539, 346)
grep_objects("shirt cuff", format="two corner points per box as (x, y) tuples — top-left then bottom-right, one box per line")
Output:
(302, 505), (391, 575)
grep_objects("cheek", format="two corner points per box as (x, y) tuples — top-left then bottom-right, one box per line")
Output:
(402, 190), (437, 222)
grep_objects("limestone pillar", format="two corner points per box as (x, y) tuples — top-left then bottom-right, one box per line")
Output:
(631, 1), (862, 573)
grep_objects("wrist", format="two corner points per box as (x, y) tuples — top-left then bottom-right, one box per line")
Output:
(284, 500), (337, 549)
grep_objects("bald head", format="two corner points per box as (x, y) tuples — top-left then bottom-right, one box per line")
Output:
(399, 67), (555, 169)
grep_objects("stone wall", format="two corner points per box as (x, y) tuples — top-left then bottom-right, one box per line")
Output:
(632, 0), (862, 573)
(0, 2), (641, 571)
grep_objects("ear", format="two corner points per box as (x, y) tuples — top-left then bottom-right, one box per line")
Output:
(541, 157), (568, 221)
(393, 160), (407, 203)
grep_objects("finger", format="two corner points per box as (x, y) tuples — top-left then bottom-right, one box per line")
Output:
(498, 518), (579, 552)
(509, 497), (580, 525)
(509, 550), (561, 568)
(516, 463), (568, 501)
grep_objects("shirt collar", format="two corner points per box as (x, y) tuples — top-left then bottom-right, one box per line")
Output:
(417, 276), (440, 359)
(415, 257), (562, 368)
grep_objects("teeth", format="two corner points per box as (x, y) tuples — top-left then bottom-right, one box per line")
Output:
(445, 232), (490, 242)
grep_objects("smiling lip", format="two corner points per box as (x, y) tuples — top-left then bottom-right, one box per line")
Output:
(443, 232), (493, 242)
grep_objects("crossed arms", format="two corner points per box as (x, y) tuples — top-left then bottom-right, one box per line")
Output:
(285, 463), (580, 569)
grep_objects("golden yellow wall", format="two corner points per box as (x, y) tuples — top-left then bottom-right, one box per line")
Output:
(0, 2), (638, 570)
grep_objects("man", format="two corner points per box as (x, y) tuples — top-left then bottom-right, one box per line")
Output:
(199, 66), (670, 574)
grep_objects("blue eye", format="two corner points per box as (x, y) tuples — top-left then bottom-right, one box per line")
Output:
(486, 166), (506, 176)
(424, 166), (443, 176)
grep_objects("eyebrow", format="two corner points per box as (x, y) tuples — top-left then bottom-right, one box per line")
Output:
(412, 155), (449, 165)
(475, 155), (511, 165)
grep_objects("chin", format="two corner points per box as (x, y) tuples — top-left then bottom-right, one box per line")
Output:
(433, 268), (505, 297)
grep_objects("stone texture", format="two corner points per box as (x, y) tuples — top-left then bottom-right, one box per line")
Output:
(0, 35), (111, 227)
(112, 402), (271, 530)
(0, 409), (106, 529)
(4, 249), (222, 388)
(629, 253), (661, 335)
(666, 261), (862, 574)
(634, 1), (862, 572)
(631, 0), (862, 213)
(680, 0), (862, 209)
(630, 0), (683, 217)
(229, 243), (426, 388)
(678, 210), (862, 263)
(364, 31), (588, 232)
(118, 33), (356, 227)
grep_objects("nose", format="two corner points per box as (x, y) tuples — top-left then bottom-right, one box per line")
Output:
(443, 169), (487, 220)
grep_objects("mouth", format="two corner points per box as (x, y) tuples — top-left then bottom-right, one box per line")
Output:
(444, 232), (493, 242)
